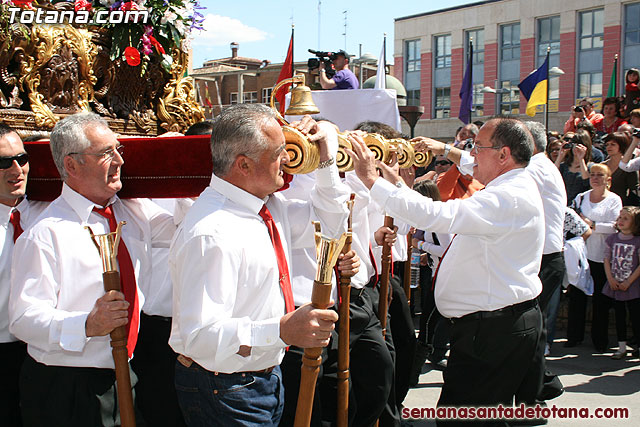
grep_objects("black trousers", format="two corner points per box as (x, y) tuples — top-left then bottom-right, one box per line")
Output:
(130, 312), (185, 427)
(0, 341), (27, 427)
(388, 273), (417, 408)
(437, 302), (542, 427)
(20, 355), (143, 427)
(613, 298), (640, 342)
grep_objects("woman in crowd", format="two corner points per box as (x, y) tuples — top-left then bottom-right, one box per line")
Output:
(602, 132), (638, 205)
(566, 164), (623, 352)
(546, 136), (562, 163)
(593, 97), (628, 134)
(555, 129), (593, 204)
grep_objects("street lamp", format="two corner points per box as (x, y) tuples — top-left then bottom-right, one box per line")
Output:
(481, 85), (512, 114)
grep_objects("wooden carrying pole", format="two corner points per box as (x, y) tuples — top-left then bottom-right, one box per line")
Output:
(294, 225), (347, 427)
(337, 194), (355, 427)
(103, 271), (137, 427)
(378, 215), (394, 335)
(403, 231), (413, 303)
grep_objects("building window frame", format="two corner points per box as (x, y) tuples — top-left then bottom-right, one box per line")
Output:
(434, 87), (450, 118)
(579, 8), (604, 51)
(434, 34), (452, 69)
(537, 15), (561, 100)
(262, 87), (273, 104)
(500, 22), (521, 61)
(405, 39), (422, 73)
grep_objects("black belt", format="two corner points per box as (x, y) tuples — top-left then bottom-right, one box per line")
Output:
(453, 299), (538, 323)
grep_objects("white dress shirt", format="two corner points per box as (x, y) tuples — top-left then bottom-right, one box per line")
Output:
(370, 168), (544, 318)
(9, 184), (174, 368)
(619, 158), (640, 172)
(169, 169), (348, 374)
(571, 190), (622, 263)
(0, 199), (46, 342)
(527, 153), (567, 254)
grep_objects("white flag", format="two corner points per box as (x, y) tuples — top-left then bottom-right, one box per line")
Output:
(374, 36), (386, 90)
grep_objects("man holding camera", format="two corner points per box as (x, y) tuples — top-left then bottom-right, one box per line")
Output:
(564, 98), (604, 133)
(319, 50), (359, 90)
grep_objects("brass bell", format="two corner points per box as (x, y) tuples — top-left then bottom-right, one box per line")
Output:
(285, 84), (320, 116)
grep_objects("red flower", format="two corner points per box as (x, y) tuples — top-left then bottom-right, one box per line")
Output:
(74, 0), (92, 12)
(124, 47), (141, 67)
(148, 35), (166, 55)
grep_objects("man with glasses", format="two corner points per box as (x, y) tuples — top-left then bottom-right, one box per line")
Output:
(9, 113), (176, 426)
(0, 123), (47, 427)
(346, 116), (545, 422)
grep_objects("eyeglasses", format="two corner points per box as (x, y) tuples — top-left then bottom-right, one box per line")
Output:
(69, 144), (124, 161)
(471, 143), (500, 155)
(435, 160), (453, 166)
(0, 152), (29, 169)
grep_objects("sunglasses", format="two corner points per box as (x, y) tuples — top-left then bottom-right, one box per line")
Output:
(0, 153), (29, 169)
(435, 160), (453, 166)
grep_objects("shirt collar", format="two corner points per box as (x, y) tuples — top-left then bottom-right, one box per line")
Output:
(61, 183), (118, 223)
(485, 167), (526, 188)
(209, 174), (266, 215)
(0, 197), (26, 227)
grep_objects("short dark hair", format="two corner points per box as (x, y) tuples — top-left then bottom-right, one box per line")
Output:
(487, 116), (533, 166)
(0, 123), (17, 139)
(604, 131), (631, 154)
(185, 120), (215, 136)
(355, 121), (401, 139)
(576, 119), (596, 138)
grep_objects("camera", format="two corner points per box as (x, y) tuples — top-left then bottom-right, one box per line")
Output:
(633, 128), (640, 138)
(563, 142), (575, 150)
(307, 49), (337, 78)
(574, 106), (584, 114)
(462, 138), (475, 152)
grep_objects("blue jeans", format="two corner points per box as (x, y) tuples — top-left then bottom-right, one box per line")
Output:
(174, 361), (283, 426)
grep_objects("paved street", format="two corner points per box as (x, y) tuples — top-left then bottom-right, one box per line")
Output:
(402, 333), (640, 426)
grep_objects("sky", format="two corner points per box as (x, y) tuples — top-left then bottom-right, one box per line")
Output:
(191, 0), (476, 68)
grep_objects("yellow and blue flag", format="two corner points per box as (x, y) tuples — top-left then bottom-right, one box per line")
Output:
(518, 55), (549, 117)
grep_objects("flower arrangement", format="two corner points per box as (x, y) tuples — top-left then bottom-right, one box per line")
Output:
(1, 0), (205, 71)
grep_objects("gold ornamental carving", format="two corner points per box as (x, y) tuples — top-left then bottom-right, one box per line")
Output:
(157, 49), (204, 133)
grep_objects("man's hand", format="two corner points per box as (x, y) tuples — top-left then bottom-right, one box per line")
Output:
(411, 136), (447, 155)
(85, 291), (129, 337)
(374, 225), (398, 247)
(280, 304), (338, 348)
(337, 249), (360, 278)
(290, 115), (330, 161)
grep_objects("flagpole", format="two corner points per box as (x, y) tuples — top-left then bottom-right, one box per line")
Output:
(469, 38), (473, 123)
(614, 54), (618, 97)
(544, 47), (550, 135)
(291, 25), (295, 89)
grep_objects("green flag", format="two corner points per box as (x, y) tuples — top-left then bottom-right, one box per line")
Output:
(607, 56), (618, 98)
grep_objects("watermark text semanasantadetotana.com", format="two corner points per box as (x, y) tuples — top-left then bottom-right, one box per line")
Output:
(402, 404), (630, 421)
(7, 7), (149, 25)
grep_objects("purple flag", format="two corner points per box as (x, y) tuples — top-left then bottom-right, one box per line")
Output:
(458, 41), (473, 124)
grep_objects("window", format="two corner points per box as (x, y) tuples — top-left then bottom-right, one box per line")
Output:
(434, 87), (450, 118)
(624, 3), (640, 82)
(230, 92), (258, 104)
(578, 9), (604, 98)
(435, 35), (451, 68)
(466, 29), (485, 65)
(499, 81), (520, 115)
(580, 9), (604, 50)
(405, 39), (421, 72)
(537, 16), (561, 100)
(578, 73), (602, 98)
(538, 16), (560, 56)
(465, 29), (485, 117)
(501, 23), (520, 61)
(407, 89), (421, 107)
(262, 87), (273, 103)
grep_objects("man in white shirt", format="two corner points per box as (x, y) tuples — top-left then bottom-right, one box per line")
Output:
(10, 113), (175, 426)
(347, 117), (545, 419)
(169, 104), (345, 425)
(0, 123), (40, 427)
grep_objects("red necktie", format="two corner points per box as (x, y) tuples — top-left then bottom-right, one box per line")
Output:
(432, 234), (456, 291)
(93, 206), (139, 358)
(259, 205), (295, 314)
(9, 210), (23, 243)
